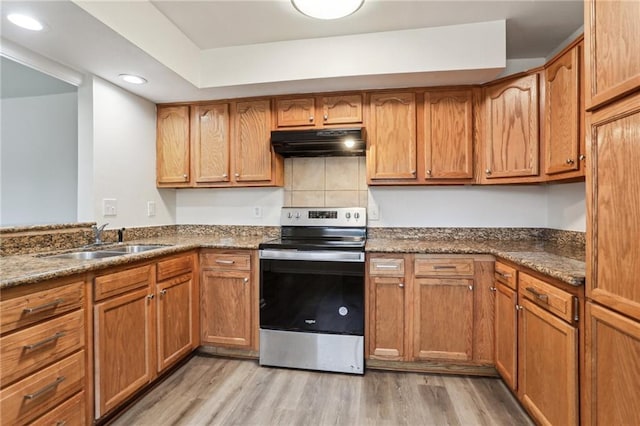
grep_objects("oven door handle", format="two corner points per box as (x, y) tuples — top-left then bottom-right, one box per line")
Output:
(259, 249), (365, 263)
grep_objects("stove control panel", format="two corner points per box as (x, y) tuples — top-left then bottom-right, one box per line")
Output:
(281, 207), (366, 227)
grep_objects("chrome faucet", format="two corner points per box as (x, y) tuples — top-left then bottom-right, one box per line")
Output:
(93, 223), (109, 245)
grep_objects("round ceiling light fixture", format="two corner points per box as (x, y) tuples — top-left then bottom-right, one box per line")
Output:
(119, 74), (147, 85)
(291, 0), (364, 20)
(7, 13), (44, 31)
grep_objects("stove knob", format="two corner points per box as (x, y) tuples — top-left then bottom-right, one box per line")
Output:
(345, 212), (351, 219)
(295, 212), (301, 219)
(354, 212), (360, 219)
(287, 212), (293, 219)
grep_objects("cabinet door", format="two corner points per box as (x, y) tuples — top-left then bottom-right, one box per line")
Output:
(587, 91), (640, 321)
(157, 273), (194, 372)
(233, 100), (273, 182)
(157, 105), (190, 186)
(201, 270), (251, 347)
(413, 278), (474, 361)
(584, 302), (640, 426)
(518, 298), (578, 426)
(585, 0), (640, 109)
(484, 73), (539, 179)
(191, 103), (230, 183)
(276, 98), (316, 127)
(424, 90), (474, 180)
(545, 45), (582, 175)
(494, 282), (518, 391)
(94, 288), (154, 418)
(368, 276), (406, 360)
(322, 95), (362, 125)
(368, 92), (417, 181)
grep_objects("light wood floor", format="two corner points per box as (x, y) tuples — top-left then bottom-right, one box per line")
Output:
(112, 355), (533, 426)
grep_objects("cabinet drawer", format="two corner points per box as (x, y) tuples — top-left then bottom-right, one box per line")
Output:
(520, 273), (575, 323)
(30, 390), (85, 426)
(495, 261), (517, 289)
(1, 281), (84, 335)
(94, 265), (152, 301)
(157, 254), (193, 282)
(0, 350), (85, 426)
(200, 252), (250, 271)
(369, 258), (405, 277)
(1, 310), (84, 386)
(414, 258), (474, 277)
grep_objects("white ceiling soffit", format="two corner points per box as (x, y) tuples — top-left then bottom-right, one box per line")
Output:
(73, 1), (505, 94)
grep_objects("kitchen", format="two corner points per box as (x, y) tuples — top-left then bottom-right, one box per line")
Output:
(0, 0), (638, 425)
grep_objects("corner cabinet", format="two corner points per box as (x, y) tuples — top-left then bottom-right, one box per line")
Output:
(544, 41), (586, 178)
(157, 105), (191, 186)
(584, 0), (640, 109)
(483, 72), (540, 182)
(367, 92), (417, 182)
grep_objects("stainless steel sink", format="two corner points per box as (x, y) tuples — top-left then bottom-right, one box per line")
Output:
(44, 244), (170, 260)
(47, 250), (125, 260)
(105, 244), (170, 253)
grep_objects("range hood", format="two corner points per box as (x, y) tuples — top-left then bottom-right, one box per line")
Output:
(271, 127), (365, 157)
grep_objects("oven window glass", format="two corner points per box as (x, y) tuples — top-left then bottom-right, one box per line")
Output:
(260, 259), (364, 336)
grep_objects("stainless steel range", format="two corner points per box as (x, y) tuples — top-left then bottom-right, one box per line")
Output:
(259, 207), (366, 375)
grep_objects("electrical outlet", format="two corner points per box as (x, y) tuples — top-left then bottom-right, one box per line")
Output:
(103, 199), (117, 216)
(252, 206), (262, 218)
(147, 201), (156, 217)
(369, 205), (380, 221)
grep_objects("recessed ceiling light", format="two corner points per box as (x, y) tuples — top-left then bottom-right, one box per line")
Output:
(7, 13), (44, 31)
(291, 0), (364, 20)
(119, 74), (147, 85)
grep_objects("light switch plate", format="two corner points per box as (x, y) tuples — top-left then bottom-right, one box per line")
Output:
(103, 199), (117, 216)
(252, 206), (262, 218)
(147, 201), (156, 217)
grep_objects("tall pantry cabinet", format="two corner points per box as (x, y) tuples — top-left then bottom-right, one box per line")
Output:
(584, 0), (640, 424)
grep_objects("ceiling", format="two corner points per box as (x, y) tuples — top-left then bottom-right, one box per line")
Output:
(0, 1), (583, 103)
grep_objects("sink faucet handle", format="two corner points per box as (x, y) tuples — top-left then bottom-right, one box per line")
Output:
(117, 228), (125, 243)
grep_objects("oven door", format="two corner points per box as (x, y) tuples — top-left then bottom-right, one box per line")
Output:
(259, 249), (365, 336)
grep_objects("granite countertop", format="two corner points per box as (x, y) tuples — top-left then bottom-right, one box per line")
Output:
(1, 233), (585, 290)
(365, 238), (585, 286)
(0, 234), (270, 289)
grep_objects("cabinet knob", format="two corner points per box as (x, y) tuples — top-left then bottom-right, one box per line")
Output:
(579, 154), (586, 161)
(410, 170), (416, 176)
(222, 173), (228, 178)
(323, 114), (328, 120)
(516, 304), (523, 311)
(468, 285), (474, 291)
(489, 287), (497, 292)
(183, 174), (188, 179)
(398, 283), (404, 288)
(235, 173), (240, 178)
(485, 169), (492, 175)
(147, 294), (155, 300)
(244, 277), (249, 283)
(566, 158), (575, 164)
(309, 116), (314, 122)
(426, 169), (432, 177)
(159, 289), (167, 296)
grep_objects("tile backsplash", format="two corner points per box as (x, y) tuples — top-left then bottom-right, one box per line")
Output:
(284, 157), (368, 207)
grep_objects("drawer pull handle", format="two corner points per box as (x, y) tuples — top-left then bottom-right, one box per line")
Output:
(433, 265), (457, 270)
(526, 287), (549, 302)
(375, 264), (399, 269)
(216, 259), (235, 265)
(24, 332), (66, 350)
(24, 376), (65, 400)
(496, 271), (512, 279)
(23, 298), (64, 314)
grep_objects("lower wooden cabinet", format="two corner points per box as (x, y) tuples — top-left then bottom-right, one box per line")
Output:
(200, 250), (256, 349)
(368, 275), (407, 361)
(584, 302), (640, 426)
(494, 281), (518, 390)
(93, 252), (197, 419)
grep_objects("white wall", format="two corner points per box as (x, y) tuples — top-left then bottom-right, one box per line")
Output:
(91, 77), (176, 228)
(1, 92), (78, 225)
(547, 182), (586, 232)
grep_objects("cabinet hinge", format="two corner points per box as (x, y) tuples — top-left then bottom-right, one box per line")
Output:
(573, 296), (579, 322)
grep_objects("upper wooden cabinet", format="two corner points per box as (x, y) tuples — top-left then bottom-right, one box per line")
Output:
(367, 92), (417, 181)
(423, 90), (474, 181)
(584, 0), (640, 110)
(233, 100), (275, 183)
(275, 97), (316, 127)
(191, 103), (230, 184)
(275, 94), (363, 128)
(544, 41), (586, 178)
(157, 105), (190, 186)
(587, 90), (640, 321)
(483, 73), (540, 181)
